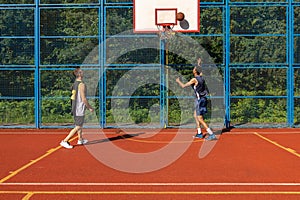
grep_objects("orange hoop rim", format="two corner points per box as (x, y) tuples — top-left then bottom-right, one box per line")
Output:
(157, 23), (175, 27)
(156, 23), (175, 31)
(157, 24), (176, 40)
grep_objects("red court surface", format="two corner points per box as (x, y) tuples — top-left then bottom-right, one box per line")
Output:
(0, 128), (299, 200)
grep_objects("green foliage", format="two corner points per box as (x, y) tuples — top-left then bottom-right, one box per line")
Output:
(41, 89), (73, 123)
(200, 7), (223, 34)
(231, 98), (287, 124)
(0, 3), (298, 126)
(40, 0), (98, 4)
(41, 70), (73, 96)
(106, 8), (133, 35)
(294, 99), (300, 125)
(231, 6), (286, 34)
(40, 8), (99, 65)
(231, 68), (287, 96)
(0, 9), (34, 65)
(0, 70), (34, 97)
(0, 100), (34, 124)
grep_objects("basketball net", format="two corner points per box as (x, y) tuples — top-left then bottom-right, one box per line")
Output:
(157, 24), (175, 40)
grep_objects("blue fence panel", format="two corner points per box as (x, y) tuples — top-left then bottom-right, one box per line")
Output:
(0, 0), (299, 128)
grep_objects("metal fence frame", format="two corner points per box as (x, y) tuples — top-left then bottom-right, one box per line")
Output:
(0, 0), (299, 128)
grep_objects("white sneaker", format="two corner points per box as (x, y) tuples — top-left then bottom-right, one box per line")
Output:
(60, 141), (73, 149)
(77, 139), (88, 145)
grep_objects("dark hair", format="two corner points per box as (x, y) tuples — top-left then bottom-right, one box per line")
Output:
(73, 67), (81, 77)
(195, 66), (202, 75)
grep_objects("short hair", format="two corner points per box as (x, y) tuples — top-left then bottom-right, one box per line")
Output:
(73, 67), (81, 77)
(195, 66), (202, 75)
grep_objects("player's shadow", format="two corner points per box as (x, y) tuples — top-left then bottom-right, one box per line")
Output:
(85, 132), (145, 145)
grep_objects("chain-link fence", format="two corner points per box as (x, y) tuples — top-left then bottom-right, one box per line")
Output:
(0, 0), (299, 128)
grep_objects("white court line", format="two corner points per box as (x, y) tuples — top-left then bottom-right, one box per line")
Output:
(1, 182), (300, 186)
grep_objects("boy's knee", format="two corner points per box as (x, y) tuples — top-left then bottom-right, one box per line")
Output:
(75, 126), (82, 131)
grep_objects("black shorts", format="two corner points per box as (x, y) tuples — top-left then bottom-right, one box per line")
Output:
(74, 116), (84, 126)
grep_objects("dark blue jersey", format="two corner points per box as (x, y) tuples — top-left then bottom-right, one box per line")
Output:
(191, 76), (208, 100)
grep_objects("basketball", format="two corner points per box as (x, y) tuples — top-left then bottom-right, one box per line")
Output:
(177, 12), (185, 21)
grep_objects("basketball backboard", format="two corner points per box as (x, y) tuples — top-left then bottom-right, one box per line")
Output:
(133, 0), (200, 33)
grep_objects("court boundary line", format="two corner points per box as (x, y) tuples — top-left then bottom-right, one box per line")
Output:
(1, 131), (299, 186)
(0, 191), (300, 195)
(254, 132), (300, 158)
(1, 182), (300, 186)
(0, 137), (78, 183)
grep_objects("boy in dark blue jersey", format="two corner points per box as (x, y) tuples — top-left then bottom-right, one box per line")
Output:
(176, 58), (217, 141)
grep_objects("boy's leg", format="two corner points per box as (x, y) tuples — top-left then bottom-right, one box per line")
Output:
(60, 126), (81, 149)
(198, 115), (216, 140)
(194, 111), (202, 133)
(74, 116), (86, 143)
(196, 98), (217, 141)
(63, 126), (81, 142)
(77, 127), (83, 140)
(198, 115), (208, 130)
(76, 126), (88, 145)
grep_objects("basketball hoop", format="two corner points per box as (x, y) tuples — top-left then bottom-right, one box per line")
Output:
(157, 23), (175, 40)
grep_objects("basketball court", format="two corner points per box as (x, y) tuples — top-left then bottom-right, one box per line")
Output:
(0, 0), (299, 199)
(0, 128), (299, 200)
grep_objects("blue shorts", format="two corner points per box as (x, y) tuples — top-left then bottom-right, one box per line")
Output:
(194, 97), (208, 116)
